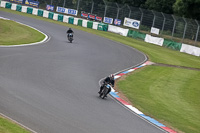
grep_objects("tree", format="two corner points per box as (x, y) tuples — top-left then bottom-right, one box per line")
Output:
(173, 0), (200, 20)
(144, 0), (176, 14)
(106, 0), (146, 7)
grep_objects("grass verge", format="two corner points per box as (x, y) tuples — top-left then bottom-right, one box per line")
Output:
(0, 116), (30, 133)
(117, 66), (200, 132)
(0, 7), (200, 133)
(0, 18), (45, 45)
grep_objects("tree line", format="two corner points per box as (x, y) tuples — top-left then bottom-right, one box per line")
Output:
(106, 0), (200, 21)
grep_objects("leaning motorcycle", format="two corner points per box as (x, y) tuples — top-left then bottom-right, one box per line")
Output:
(68, 33), (73, 43)
(99, 83), (111, 99)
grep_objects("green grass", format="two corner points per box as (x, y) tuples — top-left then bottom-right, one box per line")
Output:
(1, 7), (200, 133)
(0, 19), (45, 45)
(0, 116), (30, 133)
(117, 66), (200, 132)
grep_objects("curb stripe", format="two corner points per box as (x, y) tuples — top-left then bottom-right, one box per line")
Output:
(116, 98), (130, 105)
(139, 114), (165, 127)
(110, 61), (177, 133)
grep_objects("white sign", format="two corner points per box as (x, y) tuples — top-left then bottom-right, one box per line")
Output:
(103, 17), (113, 24)
(56, 6), (78, 16)
(123, 17), (140, 29)
(151, 27), (160, 35)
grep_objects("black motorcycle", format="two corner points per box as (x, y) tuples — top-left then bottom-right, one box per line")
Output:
(99, 83), (111, 99)
(68, 33), (73, 43)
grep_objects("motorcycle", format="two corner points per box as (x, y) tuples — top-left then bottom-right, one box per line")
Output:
(99, 83), (111, 99)
(68, 33), (73, 43)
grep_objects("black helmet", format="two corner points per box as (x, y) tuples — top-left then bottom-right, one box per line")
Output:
(69, 28), (72, 30)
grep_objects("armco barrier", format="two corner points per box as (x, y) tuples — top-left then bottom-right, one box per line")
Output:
(145, 34), (164, 46)
(43, 10), (49, 18)
(163, 39), (182, 51)
(63, 15), (69, 23)
(37, 9), (43, 17)
(27, 7), (33, 14)
(127, 30), (146, 40)
(78, 19), (82, 26)
(87, 21), (93, 29)
(108, 25), (129, 36)
(53, 13), (58, 21)
(73, 18), (78, 25)
(11, 3), (16, 10)
(16, 4), (21, 12)
(48, 12), (54, 19)
(82, 19), (88, 27)
(68, 17), (74, 24)
(92, 22), (99, 30)
(0, 1), (6, 7)
(180, 44), (200, 56)
(58, 14), (63, 22)
(32, 8), (38, 15)
(5, 2), (11, 9)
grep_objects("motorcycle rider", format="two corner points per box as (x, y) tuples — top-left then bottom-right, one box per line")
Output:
(98, 74), (115, 96)
(66, 28), (74, 38)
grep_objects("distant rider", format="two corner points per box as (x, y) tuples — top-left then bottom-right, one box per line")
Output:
(66, 28), (74, 38)
(98, 74), (115, 96)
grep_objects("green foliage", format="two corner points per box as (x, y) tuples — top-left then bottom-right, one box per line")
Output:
(144, 0), (176, 14)
(173, 0), (200, 20)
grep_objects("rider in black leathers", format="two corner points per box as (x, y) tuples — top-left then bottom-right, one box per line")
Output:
(98, 74), (115, 96)
(66, 28), (74, 38)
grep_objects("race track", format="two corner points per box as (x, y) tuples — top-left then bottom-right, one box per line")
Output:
(0, 11), (165, 133)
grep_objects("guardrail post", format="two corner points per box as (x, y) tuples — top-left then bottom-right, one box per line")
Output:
(195, 20), (199, 45)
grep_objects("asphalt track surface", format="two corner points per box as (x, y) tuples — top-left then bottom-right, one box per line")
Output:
(0, 11), (165, 133)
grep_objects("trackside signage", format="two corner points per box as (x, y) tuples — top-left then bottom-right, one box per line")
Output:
(103, 17), (113, 24)
(123, 17), (140, 29)
(56, 6), (78, 16)
(24, 0), (39, 8)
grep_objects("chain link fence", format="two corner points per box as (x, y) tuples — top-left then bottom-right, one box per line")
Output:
(38, 0), (200, 46)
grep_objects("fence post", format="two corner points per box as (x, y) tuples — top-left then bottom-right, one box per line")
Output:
(116, 3), (119, 19)
(172, 15), (176, 40)
(77, 0), (80, 11)
(182, 17), (187, 43)
(127, 5), (131, 18)
(51, 0), (53, 6)
(151, 10), (156, 27)
(139, 8), (143, 24)
(195, 20), (199, 45)
(91, 1), (94, 14)
(103, 0), (107, 17)
(63, 0), (66, 7)
(161, 12), (166, 35)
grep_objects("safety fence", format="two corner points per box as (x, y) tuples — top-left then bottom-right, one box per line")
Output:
(35, 0), (200, 46)
(1, 0), (200, 57)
